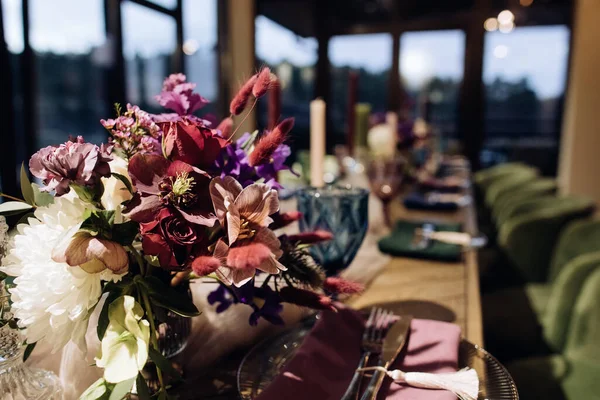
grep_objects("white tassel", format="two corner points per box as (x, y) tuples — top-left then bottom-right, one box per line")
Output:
(387, 367), (479, 400)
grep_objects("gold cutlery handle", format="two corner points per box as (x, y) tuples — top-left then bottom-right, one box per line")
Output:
(359, 361), (387, 400)
(340, 352), (370, 400)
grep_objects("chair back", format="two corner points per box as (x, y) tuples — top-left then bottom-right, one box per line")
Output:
(543, 251), (600, 352)
(498, 196), (595, 282)
(493, 178), (558, 223)
(484, 168), (539, 206)
(474, 162), (532, 190)
(548, 220), (600, 282)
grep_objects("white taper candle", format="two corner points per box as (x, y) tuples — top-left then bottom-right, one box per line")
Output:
(310, 99), (326, 187)
(386, 111), (398, 150)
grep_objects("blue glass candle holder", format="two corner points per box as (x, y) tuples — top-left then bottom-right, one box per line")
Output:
(296, 186), (369, 276)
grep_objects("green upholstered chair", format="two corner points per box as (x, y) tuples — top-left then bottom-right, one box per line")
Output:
(483, 252), (600, 362)
(473, 162), (532, 190)
(484, 168), (539, 207)
(474, 164), (537, 245)
(543, 251), (600, 352)
(498, 196), (595, 283)
(493, 178), (558, 224)
(508, 267), (600, 400)
(484, 221), (600, 360)
(546, 220), (600, 283)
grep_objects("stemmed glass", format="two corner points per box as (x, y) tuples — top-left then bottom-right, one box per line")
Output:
(367, 156), (406, 227)
(296, 186), (369, 276)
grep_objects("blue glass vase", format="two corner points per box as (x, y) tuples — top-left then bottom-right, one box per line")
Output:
(296, 186), (369, 276)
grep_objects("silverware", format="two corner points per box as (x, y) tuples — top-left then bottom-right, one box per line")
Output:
(359, 315), (413, 400)
(410, 223), (435, 249)
(425, 192), (472, 206)
(339, 308), (396, 400)
(413, 223), (488, 249)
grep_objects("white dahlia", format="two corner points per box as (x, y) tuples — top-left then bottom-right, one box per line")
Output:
(1, 194), (122, 353)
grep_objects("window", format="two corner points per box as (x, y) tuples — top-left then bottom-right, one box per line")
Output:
(255, 15), (317, 153)
(29, 0), (109, 147)
(399, 30), (465, 139)
(1, 0), (219, 194)
(147, 0), (176, 9)
(329, 33), (392, 146)
(183, 0), (218, 114)
(122, 1), (177, 114)
(481, 26), (570, 174)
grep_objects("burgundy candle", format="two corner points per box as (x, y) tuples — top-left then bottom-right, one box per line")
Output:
(347, 71), (359, 156)
(268, 80), (281, 130)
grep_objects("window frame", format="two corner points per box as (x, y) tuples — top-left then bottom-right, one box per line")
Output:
(1, 0), (222, 195)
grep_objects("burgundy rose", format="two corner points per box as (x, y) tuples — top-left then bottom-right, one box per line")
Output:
(125, 153), (217, 227)
(29, 136), (112, 195)
(160, 120), (228, 169)
(160, 211), (198, 245)
(140, 208), (205, 269)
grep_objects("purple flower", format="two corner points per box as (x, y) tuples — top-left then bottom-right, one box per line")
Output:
(29, 136), (112, 196)
(207, 282), (284, 326)
(212, 133), (294, 189)
(152, 113), (211, 126)
(250, 286), (284, 326)
(255, 144), (296, 189)
(155, 74), (209, 116)
(213, 142), (255, 187)
(207, 284), (235, 313)
(101, 103), (162, 158)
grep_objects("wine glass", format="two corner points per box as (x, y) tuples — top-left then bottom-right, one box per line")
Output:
(367, 156), (406, 227)
(296, 186), (369, 276)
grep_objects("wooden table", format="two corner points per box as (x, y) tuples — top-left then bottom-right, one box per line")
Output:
(30, 185), (484, 399)
(348, 192), (484, 346)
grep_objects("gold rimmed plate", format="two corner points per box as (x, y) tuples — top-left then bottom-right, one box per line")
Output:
(237, 314), (518, 400)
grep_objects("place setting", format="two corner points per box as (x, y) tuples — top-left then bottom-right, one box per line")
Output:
(237, 308), (518, 400)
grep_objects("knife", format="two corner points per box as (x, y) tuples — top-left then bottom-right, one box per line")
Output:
(359, 315), (413, 400)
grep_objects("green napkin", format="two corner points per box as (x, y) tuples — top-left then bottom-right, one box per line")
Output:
(378, 220), (463, 262)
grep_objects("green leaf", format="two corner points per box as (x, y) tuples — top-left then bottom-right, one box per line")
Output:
(0, 201), (33, 216)
(81, 210), (116, 235)
(112, 221), (139, 246)
(23, 342), (37, 362)
(136, 373), (151, 400)
(108, 377), (135, 400)
(111, 173), (134, 194)
(97, 291), (122, 340)
(79, 378), (112, 400)
(0, 271), (7, 282)
(20, 163), (35, 205)
(17, 211), (35, 225)
(148, 347), (182, 381)
(71, 183), (96, 203)
(32, 183), (54, 207)
(139, 277), (199, 318)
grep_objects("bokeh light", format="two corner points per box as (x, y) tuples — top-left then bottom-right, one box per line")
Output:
(484, 18), (499, 32)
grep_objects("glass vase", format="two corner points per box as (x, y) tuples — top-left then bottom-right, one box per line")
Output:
(142, 294), (192, 393)
(0, 326), (63, 400)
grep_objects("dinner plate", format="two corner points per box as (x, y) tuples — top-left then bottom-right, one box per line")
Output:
(237, 315), (519, 400)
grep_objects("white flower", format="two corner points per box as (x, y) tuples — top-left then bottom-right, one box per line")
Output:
(96, 296), (150, 383)
(101, 156), (133, 212)
(0, 194), (123, 353)
(367, 124), (396, 159)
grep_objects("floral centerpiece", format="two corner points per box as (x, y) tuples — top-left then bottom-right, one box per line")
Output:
(0, 69), (361, 399)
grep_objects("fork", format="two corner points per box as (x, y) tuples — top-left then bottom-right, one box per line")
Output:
(340, 308), (395, 400)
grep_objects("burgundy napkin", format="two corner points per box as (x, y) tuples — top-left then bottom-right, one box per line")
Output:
(257, 307), (461, 400)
